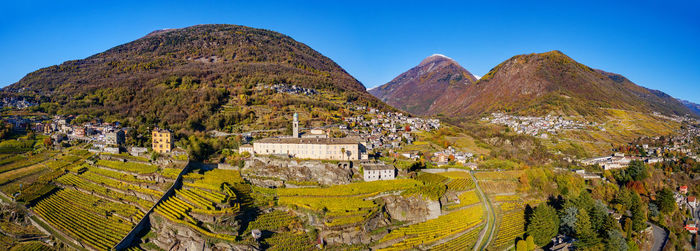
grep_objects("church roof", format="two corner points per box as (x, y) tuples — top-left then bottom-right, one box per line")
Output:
(255, 137), (360, 145)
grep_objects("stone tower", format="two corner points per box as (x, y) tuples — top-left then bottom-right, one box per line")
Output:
(293, 113), (299, 138)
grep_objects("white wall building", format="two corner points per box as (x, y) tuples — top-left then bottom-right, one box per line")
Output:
(253, 137), (361, 160)
(363, 163), (396, 181)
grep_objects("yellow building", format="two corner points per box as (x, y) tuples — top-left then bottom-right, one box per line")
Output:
(152, 128), (173, 153)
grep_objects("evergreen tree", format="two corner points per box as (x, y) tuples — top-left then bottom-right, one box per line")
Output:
(606, 230), (629, 251)
(574, 191), (595, 212)
(589, 200), (609, 235)
(574, 209), (600, 248)
(655, 188), (676, 214)
(560, 206), (578, 236)
(527, 204), (560, 246)
(627, 160), (648, 181)
(629, 192), (647, 231)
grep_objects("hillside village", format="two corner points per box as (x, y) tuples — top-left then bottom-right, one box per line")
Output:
(483, 113), (597, 138)
(579, 125), (700, 170)
(2, 87), (700, 250)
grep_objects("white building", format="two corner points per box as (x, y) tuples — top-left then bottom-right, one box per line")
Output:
(239, 144), (254, 154)
(251, 113), (364, 160)
(363, 163), (396, 181)
(253, 138), (361, 160)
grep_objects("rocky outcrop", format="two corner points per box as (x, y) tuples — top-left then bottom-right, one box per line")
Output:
(242, 157), (354, 186)
(319, 209), (391, 245)
(148, 214), (255, 251)
(382, 195), (441, 223)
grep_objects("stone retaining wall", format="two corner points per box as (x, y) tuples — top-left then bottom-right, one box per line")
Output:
(113, 160), (192, 250)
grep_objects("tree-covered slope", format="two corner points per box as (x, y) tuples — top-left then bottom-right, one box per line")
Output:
(4, 24), (389, 131)
(441, 51), (696, 119)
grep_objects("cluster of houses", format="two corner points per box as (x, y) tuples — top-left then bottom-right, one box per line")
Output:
(580, 130), (700, 170)
(484, 113), (595, 138)
(31, 116), (129, 154)
(239, 112), (435, 181)
(257, 83), (318, 96)
(674, 185), (700, 234)
(580, 151), (674, 170)
(0, 97), (37, 109)
(430, 146), (475, 166)
(343, 109), (440, 152)
(4, 115), (41, 132)
(579, 153), (634, 170)
(4, 114), (178, 158)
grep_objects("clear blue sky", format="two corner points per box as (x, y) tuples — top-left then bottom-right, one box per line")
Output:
(1, 1), (699, 102)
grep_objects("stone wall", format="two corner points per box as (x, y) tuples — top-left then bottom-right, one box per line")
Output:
(113, 160), (192, 250)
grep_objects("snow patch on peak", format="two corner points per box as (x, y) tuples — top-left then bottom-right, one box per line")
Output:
(420, 53), (455, 66)
(429, 54), (452, 60)
(473, 75), (481, 80)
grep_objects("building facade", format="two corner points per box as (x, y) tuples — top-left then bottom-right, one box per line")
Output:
(152, 129), (173, 153)
(105, 130), (125, 146)
(362, 163), (396, 181)
(239, 144), (254, 154)
(253, 137), (361, 160)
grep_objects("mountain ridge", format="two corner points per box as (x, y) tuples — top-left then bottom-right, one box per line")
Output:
(369, 54), (477, 115)
(3, 24), (391, 133)
(430, 50), (696, 119)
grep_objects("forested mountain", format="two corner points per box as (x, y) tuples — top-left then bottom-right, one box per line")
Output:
(4, 24), (390, 133)
(435, 50), (696, 119)
(369, 54), (477, 115)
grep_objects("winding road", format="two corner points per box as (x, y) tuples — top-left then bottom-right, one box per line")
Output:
(649, 222), (667, 251)
(471, 171), (496, 251)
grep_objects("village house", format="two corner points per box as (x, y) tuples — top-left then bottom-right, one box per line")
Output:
(129, 147), (148, 157)
(689, 196), (697, 208)
(362, 162), (396, 181)
(105, 129), (125, 146)
(680, 185), (688, 194)
(152, 128), (173, 153)
(238, 144), (254, 155)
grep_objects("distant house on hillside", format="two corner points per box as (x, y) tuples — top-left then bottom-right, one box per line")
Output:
(551, 235), (574, 251)
(238, 144), (254, 155)
(105, 129), (125, 146)
(689, 196), (697, 208)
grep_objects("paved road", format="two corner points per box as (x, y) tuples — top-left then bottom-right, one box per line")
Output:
(649, 222), (667, 251)
(471, 172), (496, 251)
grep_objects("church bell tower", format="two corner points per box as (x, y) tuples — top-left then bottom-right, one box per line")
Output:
(293, 113), (299, 138)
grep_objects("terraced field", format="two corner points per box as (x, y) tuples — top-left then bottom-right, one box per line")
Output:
(415, 171), (475, 192)
(447, 190), (481, 210)
(154, 168), (244, 242)
(0, 145), (184, 251)
(277, 179), (422, 227)
(378, 205), (484, 250)
(489, 210), (525, 250)
(430, 224), (484, 251)
(154, 186), (239, 241)
(34, 189), (135, 250)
